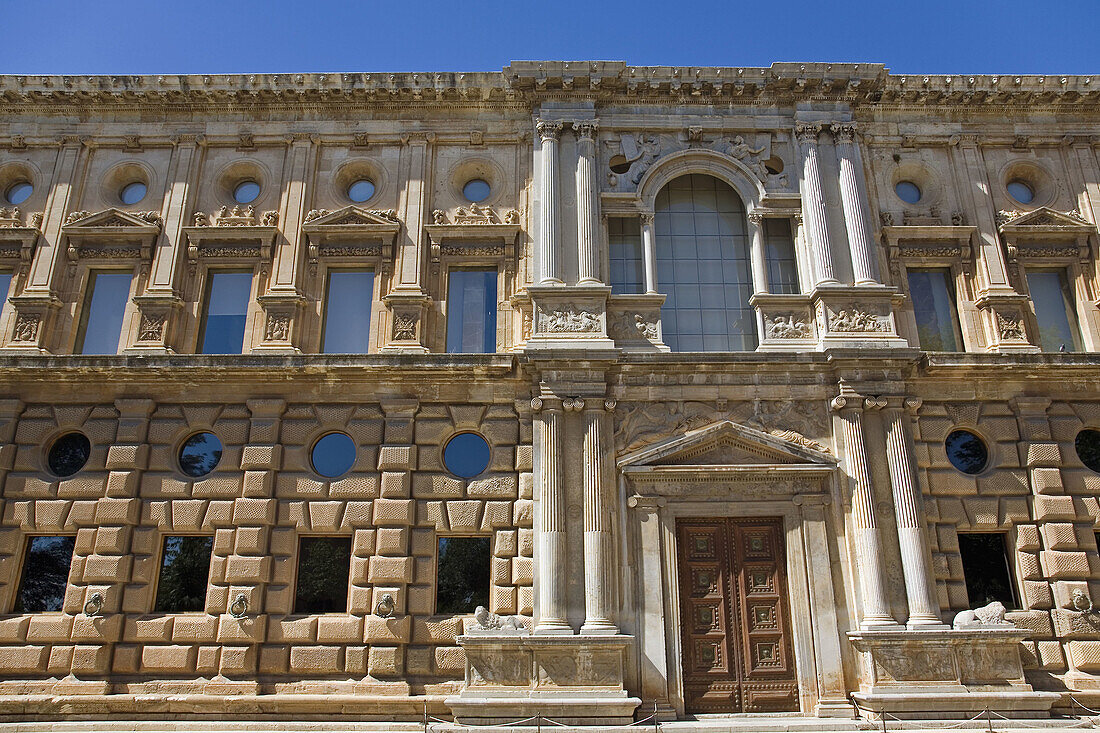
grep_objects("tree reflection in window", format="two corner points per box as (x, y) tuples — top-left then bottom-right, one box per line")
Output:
(178, 432), (223, 478)
(436, 536), (490, 614)
(945, 429), (988, 474)
(47, 432), (90, 478)
(1076, 429), (1100, 474)
(295, 536), (351, 614)
(154, 536), (213, 612)
(14, 536), (75, 612)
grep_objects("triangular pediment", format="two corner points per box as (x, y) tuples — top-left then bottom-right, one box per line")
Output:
(303, 206), (400, 228)
(617, 420), (836, 469)
(999, 207), (1094, 231)
(64, 208), (160, 230)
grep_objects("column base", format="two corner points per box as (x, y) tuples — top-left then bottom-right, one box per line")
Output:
(579, 621), (619, 635)
(534, 622), (575, 635)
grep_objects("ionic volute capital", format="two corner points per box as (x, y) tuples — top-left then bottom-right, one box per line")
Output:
(904, 396), (923, 414)
(863, 396), (887, 411)
(536, 120), (565, 142)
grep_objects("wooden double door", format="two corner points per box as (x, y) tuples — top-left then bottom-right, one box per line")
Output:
(676, 517), (798, 713)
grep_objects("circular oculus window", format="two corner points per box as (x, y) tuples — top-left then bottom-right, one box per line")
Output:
(178, 432), (223, 478)
(47, 432), (91, 478)
(945, 429), (989, 475)
(233, 180), (261, 204)
(347, 179), (375, 203)
(1075, 429), (1100, 474)
(462, 179), (491, 203)
(120, 181), (147, 205)
(443, 432), (491, 479)
(311, 432), (356, 478)
(895, 180), (922, 204)
(1007, 180), (1035, 205)
(5, 181), (32, 205)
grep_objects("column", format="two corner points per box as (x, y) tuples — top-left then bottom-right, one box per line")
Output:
(882, 397), (944, 627)
(831, 123), (878, 285)
(533, 397), (570, 633)
(832, 394), (895, 627)
(392, 132), (434, 294)
(575, 121), (601, 285)
(747, 212), (769, 294)
(269, 133), (316, 291)
(536, 120), (564, 285)
(628, 495), (672, 713)
(640, 213), (657, 294)
(795, 123), (837, 285)
(581, 399), (617, 634)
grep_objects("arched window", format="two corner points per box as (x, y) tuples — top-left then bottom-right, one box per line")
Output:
(655, 174), (757, 351)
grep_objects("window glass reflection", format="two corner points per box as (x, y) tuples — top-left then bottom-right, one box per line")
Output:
(763, 218), (799, 294)
(436, 536), (490, 614)
(154, 536), (213, 612)
(295, 537), (351, 613)
(655, 174), (756, 351)
(0, 270), (12, 308)
(322, 269), (374, 353)
(609, 217), (644, 295)
(443, 433), (491, 478)
(1027, 270), (1080, 352)
(76, 271), (131, 354)
(311, 432), (356, 478)
(1075, 429), (1100, 474)
(15, 536), (75, 612)
(179, 432), (223, 478)
(48, 432), (90, 477)
(907, 268), (961, 351)
(199, 271), (252, 354)
(446, 269), (497, 353)
(945, 430), (988, 474)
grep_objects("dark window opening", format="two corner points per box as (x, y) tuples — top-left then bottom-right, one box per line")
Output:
(945, 429), (988, 475)
(15, 536), (75, 612)
(958, 532), (1017, 609)
(47, 432), (91, 478)
(295, 536), (352, 614)
(436, 536), (491, 614)
(154, 536), (213, 612)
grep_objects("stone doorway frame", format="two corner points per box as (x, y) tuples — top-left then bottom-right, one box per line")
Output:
(618, 421), (853, 718)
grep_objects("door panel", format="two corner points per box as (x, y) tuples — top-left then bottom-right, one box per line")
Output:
(677, 517), (798, 713)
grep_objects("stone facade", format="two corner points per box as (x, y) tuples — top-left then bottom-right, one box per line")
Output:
(0, 62), (1098, 724)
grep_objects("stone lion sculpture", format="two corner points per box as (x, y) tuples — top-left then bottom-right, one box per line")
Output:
(952, 600), (1012, 629)
(472, 605), (526, 633)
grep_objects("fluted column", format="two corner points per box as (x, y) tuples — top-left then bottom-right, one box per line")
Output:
(832, 394), (895, 627)
(831, 123), (878, 285)
(882, 397), (944, 627)
(575, 121), (601, 285)
(795, 123), (837, 285)
(536, 120), (565, 285)
(581, 399), (618, 634)
(640, 213), (657, 294)
(747, 212), (769, 294)
(533, 397), (571, 633)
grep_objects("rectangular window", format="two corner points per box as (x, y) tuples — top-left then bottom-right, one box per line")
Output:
(763, 218), (800, 294)
(609, 217), (644, 295)
(436, 536), (491, 614)
(154, 536), (213, 612)
(0, 269), (12, 306)
(907, 268), (961, 351)
(446, 268), (497, 354)
(1027, 269), (1080, 352)
(75, 271), (131, 354)
(294, 536), (352, 614)
(957, 532), (1017, 609)
(322, 269), (374, 354)
(14, 536), (75, 613)
(199, 270), (252, 354)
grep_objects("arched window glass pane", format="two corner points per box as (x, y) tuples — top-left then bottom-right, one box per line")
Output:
(655, 174), (756, 351)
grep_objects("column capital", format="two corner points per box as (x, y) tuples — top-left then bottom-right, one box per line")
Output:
(639, 212), (654, 225)
(830, 122), (858, 145)
(536, 119), (565, 141)
(794, 122), (822, 144)
(747, 211), (765, 224)
(573, 120), (599, 140)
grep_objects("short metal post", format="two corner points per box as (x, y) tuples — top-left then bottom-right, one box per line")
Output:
(987, 707), (993, 733)
(880, 706), (887, 733)
(654, 701), (659, 733)
(536, 712), (542, 733)
(423, 702), (428, 733)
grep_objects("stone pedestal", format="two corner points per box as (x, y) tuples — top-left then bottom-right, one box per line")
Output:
(525, 285), (616, 351)
(812, 285), (909, 349)
(848, 628), (1059, 718)
(447, 634), (640, 725)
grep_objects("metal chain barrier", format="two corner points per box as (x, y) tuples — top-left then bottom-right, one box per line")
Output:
(424, 702), (661, 732)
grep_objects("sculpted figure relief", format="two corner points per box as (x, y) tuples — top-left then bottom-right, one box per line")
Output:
(952, 601), (1013, 629)
(471, 605), (527, 634)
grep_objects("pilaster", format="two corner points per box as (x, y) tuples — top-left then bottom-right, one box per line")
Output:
(580, 398), (617, 634)
(532, 395), (570, 634)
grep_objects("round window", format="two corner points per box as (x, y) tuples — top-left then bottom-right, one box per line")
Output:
(179, 432), (223, 478)
(1075, 429), (1100, 474)
(1007, 180), (1034, 205)
(234, 180), (261, 204)
(120, 181), (147, 205)
(945, 429), (988, 475)
(347, 179), (375, 203)
(462, 179), (491, 203)
(47, 432), (91, 478)
(5, 181), (32, 205)
(443, 432), (491, 479)
(311, 432), (356, 478)
(895, 180), (921, 204)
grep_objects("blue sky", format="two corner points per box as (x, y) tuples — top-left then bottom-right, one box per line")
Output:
(2, 0), (1095, 75)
